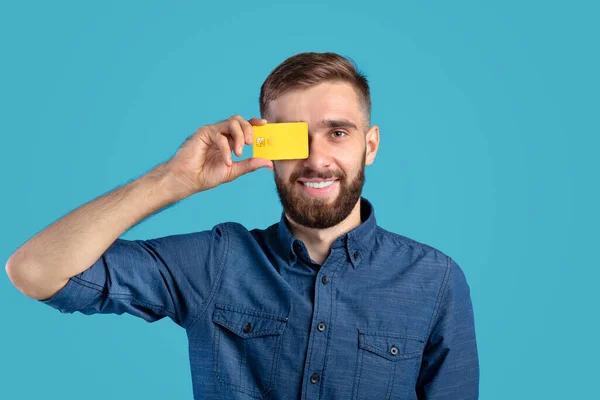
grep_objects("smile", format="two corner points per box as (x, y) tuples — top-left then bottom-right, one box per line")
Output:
(301, 180), (336, 189)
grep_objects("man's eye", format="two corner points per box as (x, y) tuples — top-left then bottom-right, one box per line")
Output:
(331, 130), (346, 138)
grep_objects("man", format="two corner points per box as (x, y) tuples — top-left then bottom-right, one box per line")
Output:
(6, 52), (479, 399)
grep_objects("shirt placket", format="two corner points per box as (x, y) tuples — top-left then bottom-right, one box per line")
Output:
(301, 248), (343, 400)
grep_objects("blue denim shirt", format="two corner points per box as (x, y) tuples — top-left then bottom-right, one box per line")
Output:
(41, 197), (479, 399)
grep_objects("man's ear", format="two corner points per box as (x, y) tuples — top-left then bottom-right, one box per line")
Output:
(365, 125), (380, 166)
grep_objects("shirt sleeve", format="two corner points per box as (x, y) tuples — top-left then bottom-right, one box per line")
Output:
(39, 223), (228, 329)
(416, 257), (480, 399)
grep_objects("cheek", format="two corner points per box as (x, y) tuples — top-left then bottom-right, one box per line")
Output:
(335, 148), (363, 174)
(273, 161), (298, 179)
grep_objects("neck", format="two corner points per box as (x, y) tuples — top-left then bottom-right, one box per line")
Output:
(285, 198), (363, 265)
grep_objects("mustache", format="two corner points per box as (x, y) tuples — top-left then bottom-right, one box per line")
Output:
(289, 169), (345, 181)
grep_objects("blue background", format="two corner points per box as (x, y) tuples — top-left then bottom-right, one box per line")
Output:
(1, 1), (598, 398)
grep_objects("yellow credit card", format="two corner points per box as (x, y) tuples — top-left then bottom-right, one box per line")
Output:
(252, 122), (309, 160)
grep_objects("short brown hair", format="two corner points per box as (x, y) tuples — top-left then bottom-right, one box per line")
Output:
(259, 52), (371, 128)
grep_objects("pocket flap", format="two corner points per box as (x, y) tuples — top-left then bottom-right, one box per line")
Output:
(213, 304), (288, 338)
(358, 331), (424, 361)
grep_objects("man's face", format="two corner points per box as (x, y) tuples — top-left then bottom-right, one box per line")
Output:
(267, 81), (375, 229)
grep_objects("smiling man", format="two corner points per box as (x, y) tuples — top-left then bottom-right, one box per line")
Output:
(6, 52), (479, 399)
(269, 79), (371, 264)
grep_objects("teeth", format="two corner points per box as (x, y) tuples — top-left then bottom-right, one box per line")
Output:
(302, 180), (335, 189)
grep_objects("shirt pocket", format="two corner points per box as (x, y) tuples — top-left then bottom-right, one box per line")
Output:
(212, 304), (288, 398)
(352, 331), (425, 400)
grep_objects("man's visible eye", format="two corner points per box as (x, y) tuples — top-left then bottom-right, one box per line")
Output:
(331, 130), (347, 139)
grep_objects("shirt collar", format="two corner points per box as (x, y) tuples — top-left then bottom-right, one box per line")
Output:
(277, 197), (377, 269)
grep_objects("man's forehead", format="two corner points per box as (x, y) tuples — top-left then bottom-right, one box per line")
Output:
(279, 83), (357, 100)
(266, 82), (366, 129)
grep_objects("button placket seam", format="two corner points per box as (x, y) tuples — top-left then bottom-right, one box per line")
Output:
(302, 268), (324, 396)
(317, 255), (345, 399)
(302, 251), (343, 397)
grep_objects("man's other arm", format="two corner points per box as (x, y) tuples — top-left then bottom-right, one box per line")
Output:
(416, 257), (480, 399)
(5, 163), (187, 301)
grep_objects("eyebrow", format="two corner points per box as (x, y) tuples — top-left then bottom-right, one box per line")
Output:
(320, 118), (358, 130)
(287, 119), (358, 130)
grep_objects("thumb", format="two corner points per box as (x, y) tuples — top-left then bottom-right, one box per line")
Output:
(230, 157), (273, 179)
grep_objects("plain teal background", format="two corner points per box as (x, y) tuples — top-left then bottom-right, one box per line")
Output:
(1, 1), (598, 398)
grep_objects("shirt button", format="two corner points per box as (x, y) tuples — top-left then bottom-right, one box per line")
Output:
(243, 323), (252, 333)
(321, 275), (329, 285)
(353, 251), (360, 260)
(293, 242), (302, 253)
(390, 345), (399, 356)
(317, 322), (326, 332)
(310, 373), (320, 384)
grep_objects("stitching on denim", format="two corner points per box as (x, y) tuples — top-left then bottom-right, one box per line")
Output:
(76, 286), (103, 312)
(346, 234), (359, 268)
(105, 292), (176, 318)
(386, 361), (397, 399)
(213, 338), (282, 398)
(212, 322), (221, 390)
(186, 223), (230, 331)
(358, 332), (424, 360)
(360, 343), (421, 360)
(107, 293), (174, 315)
(212, 321), (284, 398)
(353, 347), (364, 400)
(302, 249), (343, 397)
(425, 255), (452, 341)
(302, 284), (319, 395)
(240, 339), (246, 388)
(61, 277), (103, 313)
(212, 317), (286, 337)
(70, 276), (103, 292)
(357, 331), (425, 341)
(318, 253), (345, 398)
(354, 342), (405, 398)
(350, 331), (361, 400)
(266, 322), (287, 395)
(214, 304), (289, 321)
(131, 296), (176, 318)
(138, 238), (182, 322)
(71, 275), (103, 291)
(72, 254), (178, 319)
(348, 231), (370, 269)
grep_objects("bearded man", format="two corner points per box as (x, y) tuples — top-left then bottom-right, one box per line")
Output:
(6, 52), (479, 400)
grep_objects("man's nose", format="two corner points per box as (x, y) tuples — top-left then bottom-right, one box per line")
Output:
(302, 135), (331, 170)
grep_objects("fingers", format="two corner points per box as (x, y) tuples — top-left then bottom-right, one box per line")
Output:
(214, 130), (232, 167)
(248, 117), (268, 125)
(222, 115), (268, 153)
(247, 118), (268, 145)
(230, 157), (274, 180)
(228, 115), (267, 146)
(225, 116), (247, 156)
(210, 115), (269, 168)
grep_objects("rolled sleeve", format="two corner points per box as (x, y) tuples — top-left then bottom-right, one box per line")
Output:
(41, 273), (103, 314)
(39, 223), (228, 329)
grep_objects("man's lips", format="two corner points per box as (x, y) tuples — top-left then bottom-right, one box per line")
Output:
(297, 178), (338, 183)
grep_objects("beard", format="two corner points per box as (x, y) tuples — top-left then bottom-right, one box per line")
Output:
(274, 153), (366, 229)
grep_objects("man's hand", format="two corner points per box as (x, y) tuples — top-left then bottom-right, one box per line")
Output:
(165, 115), (274, 197)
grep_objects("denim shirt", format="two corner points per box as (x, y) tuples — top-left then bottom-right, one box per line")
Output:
(41, 197), (479, 399)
